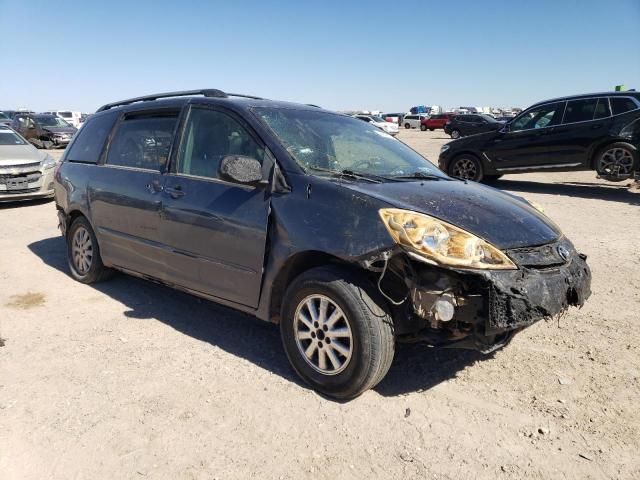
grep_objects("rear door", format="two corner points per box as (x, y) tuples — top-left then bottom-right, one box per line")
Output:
(549, 97), (613, 165)
(160, 105), (271, 308)
(89, 108), (180, 280)
(483, 101), (567, 169)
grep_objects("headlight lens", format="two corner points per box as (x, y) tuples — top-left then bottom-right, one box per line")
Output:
(41, 154), (57, 170)
(440, 144), (450, 153)
(379, 208), (517, 270)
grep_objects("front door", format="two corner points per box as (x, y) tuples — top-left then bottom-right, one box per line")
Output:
(484, 101), (567, 170)
(89, 109), (180, 280)
(160, 106), (270, 308)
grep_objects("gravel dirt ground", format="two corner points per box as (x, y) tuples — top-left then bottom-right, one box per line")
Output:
(1, 129), (639, 479)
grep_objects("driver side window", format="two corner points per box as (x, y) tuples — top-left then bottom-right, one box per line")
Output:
(511, 102), (565, 131)
(177, 108), (264, 179)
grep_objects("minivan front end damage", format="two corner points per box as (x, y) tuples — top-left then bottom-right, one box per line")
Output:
(361, 238), (591, 353)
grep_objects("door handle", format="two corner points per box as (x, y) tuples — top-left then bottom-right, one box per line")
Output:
(165, 185), (185, 199)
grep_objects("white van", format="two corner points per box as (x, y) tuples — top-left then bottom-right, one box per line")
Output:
(402, 113), (428, 129)
(43, 111), (82, 128)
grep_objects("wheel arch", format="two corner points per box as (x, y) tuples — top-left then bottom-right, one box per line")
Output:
(268, 250), (369, 323)
(589, 137), (639, 170)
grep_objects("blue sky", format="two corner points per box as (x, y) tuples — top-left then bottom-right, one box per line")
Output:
(1, 0), (639, 113)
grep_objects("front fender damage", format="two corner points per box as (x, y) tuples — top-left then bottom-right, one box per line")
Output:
(358, 244), (592, 353)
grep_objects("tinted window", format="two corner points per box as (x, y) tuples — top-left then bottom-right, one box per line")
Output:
(594, 98), (611, 119)
(511, 102), (565, 131)
(66, 112), (118, 163)
(610, 97), (638, 115)
(177, 108), (264, 179)
(563, 98), (598, 123)
(107, 112), (178, 171)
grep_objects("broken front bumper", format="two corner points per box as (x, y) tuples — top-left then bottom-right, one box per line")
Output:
(395, 240), (591, 352)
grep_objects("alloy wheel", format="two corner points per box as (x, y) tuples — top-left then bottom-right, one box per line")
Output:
(452, 157), (478, 180)
(294, 294), (353, 375)
(71, 226), (93, 275)
(598, 147), (634, 178)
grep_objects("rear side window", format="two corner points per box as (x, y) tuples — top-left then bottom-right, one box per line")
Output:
(66, 112), (117, 164)
(610, 97), (638, 115)
(563, 98), (598, 123)
(594, 98), (611, 119)
(106, 112), (178, 171)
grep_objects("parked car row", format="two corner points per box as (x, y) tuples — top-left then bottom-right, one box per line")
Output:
(0, 109), (90, 149)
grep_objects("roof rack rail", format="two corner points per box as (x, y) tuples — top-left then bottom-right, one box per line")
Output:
(96, 89), (263, 112)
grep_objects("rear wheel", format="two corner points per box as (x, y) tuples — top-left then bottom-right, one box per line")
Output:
(450, 129), (461, 139)
(67, 216), (114, 284)
(404, 123), (411, 129)
(280, 266), (395, 400)
(448, 154), (483, 182)
(595, 142), (638, 181)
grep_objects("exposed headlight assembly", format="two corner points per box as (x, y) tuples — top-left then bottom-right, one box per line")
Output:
(379, 208), (517, 270)
(440, 144), (450, 153)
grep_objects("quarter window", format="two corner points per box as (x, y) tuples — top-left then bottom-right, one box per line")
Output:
(177, 108), (264, 179)
(610, 97), (638, 115)
(563, 98), (598, 123)
(511, 102), (565, 131)
(66, 112), (118, 163)
(106, 112), (178, 171)
(593, 98), (611, 119)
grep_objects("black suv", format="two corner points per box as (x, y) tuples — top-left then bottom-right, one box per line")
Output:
(443, 114), (504, 139)
(439, 92), (640, 182)
(54, 89), (591, 399)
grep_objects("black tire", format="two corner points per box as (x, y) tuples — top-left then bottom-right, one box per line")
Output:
(429, 128), (435, 131)
(67, 216), (114, 284)
(280, 266), (395, 400)
(450, 129), (461, 139)
(448, 154), (484, 182)
(594, 142), (638, 182)
(404, 123), (411, 129)
(420, 124), (427, 131)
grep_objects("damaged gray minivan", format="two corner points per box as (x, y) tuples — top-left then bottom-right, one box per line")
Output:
(54, 89), (591, 399)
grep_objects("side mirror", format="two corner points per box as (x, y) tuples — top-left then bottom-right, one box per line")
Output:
(219, 155), (265, 186)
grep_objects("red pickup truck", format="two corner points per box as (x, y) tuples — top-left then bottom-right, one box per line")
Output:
(420, 114), (453, 131)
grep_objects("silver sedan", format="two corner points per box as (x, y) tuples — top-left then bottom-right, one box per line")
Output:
(0, 126), (58, 202)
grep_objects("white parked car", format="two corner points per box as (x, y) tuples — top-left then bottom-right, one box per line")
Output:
(402, 113), (428, 129)
(353, 114), (399, 136)
(0, 125), (58, 202)
(42, 110), (83, 129)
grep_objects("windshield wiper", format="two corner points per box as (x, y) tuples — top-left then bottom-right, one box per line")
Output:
(306, 166), (384, 183)
(390, 171), (448, 181)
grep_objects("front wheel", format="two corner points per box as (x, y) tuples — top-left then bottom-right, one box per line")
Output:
(280, 266), (395, 400)
(404, 123), (411, 129)
(420, 124), (427, 131)
(450, 129), (461, 139)
(448, 154), (483, 182)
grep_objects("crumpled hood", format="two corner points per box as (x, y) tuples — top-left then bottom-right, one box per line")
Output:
(0, 144), (46, 166)
(338, 179), (561, 249)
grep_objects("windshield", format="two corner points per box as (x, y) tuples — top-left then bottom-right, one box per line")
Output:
(479, 114), (500, 123)
(371, 116), (385, 123)
(254, 108), (446, 178)
(35, 116), (71, 127)
(0, 129), (27, 145)
(0, 112), (9, 120)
